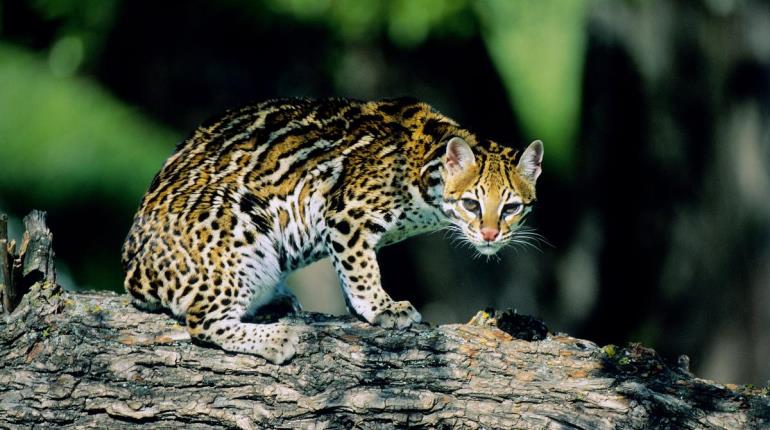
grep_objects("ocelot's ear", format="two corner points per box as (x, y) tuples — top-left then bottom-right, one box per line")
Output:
(444, 137), (475, 175)
(517, 140), (544, 183)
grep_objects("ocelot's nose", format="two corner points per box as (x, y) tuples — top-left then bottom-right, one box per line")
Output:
(480, 227), (499, 242)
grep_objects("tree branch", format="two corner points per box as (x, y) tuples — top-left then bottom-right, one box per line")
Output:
(0, 210), (55, 315)
(1, 282), (768, 429)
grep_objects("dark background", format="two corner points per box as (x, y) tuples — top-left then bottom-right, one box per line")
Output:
(1, 0), (769, 386)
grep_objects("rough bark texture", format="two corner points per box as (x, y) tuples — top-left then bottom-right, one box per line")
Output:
(1, 282), (769, 430)
(0, 210), (55, 315)
(0, 213), (10, 313)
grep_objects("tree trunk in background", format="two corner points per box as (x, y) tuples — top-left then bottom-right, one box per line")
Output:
(578, 0), (770, 384)
(1, 282), (768, 429)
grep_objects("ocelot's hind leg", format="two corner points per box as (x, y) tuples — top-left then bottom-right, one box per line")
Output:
(124, 260), (164, 312)
(185, 295), (299, 364)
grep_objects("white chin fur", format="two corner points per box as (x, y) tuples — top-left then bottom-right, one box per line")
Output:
(476, 245), (499, 255)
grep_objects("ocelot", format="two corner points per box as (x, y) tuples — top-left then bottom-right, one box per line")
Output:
(121, 97), (544, 364)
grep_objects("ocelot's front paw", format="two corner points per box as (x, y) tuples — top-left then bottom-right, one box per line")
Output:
(372, 301), (422, 329)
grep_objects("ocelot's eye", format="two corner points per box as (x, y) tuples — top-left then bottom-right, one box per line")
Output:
(502, 203), (523, 217)
(461, 199), (481, 214)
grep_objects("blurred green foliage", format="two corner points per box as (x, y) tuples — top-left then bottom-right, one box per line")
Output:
(0, 0), (585, 214)
(262, 0), (475, 46)
(0, 42), (178, 209)
(477, 0), (587, 171)
(262, 0), (585, 171)
(31, 0), (119, 64)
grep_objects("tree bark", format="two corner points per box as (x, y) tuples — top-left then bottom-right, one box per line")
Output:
(0, 210), (55, 315)
(1, 282), (769, 429)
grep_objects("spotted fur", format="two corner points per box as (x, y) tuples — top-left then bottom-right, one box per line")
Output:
(121, 97), (544, 364)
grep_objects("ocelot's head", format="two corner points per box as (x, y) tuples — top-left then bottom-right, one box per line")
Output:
(440, 136), (543, 256)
